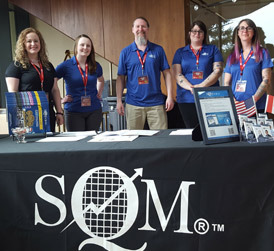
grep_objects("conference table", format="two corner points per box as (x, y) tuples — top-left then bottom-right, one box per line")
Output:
(0, 130), (274, 251)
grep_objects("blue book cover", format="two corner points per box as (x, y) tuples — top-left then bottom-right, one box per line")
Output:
(5, 91), (50, 135)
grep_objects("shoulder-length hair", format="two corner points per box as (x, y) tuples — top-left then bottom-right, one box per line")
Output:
(228, 18), (263, 65)
(74, 34), (97, 75)
(14, 27), (50, 69)
(187, 20), (207, 45)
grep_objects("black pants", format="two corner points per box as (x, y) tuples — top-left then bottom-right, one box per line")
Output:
(49, 103), (56, 132)
(178, 103), (199, 129)
(64, 109), (102, 131)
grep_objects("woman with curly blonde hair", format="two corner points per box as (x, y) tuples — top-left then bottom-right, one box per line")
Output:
(5, 27), (63, 131)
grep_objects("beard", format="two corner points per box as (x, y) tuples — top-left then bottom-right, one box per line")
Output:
(136, 35), (147, 46)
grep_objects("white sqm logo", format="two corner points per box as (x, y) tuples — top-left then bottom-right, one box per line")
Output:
(34, 166), (221, 250)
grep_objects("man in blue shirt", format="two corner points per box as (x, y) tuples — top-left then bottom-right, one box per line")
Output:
(116, 17), (174, 130)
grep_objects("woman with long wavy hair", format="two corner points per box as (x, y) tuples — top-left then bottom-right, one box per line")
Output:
(5, 27), (64, 131)
(56, 34), (104, 131)
(224, 19), (273, 114)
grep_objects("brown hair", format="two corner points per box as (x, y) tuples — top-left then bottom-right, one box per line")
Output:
(187, 20), (207, 45)
(228, 18), (263, 64)
(74, 34), (97, 74)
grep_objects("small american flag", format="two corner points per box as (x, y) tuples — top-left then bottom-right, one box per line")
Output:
(235, 97), (256, 117)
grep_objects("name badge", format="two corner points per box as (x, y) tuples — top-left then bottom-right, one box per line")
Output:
(81, 95), (91, 106)
(138, 75), (149, 85)
(192, 71), (203, 79)
(235, 80), (247, 92)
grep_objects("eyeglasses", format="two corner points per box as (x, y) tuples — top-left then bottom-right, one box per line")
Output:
(191, 30), (204, 34)
(238, 26), (253, 32)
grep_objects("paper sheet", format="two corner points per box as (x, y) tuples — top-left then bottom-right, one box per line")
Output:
(97, 130), (158, 137)
(88, 135), (138, 142)
(55, 131), (97, 137)
(120, 130), (159, 136)
(169, 129), (193, 135)
(36, 136), (87, 142)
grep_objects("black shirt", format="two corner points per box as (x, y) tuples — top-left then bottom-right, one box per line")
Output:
(5, 61), (56, 93)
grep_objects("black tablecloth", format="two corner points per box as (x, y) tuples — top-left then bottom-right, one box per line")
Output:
(0, 131), (274, 251)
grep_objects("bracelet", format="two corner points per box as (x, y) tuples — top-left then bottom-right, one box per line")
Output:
(56, 112), (63, 116)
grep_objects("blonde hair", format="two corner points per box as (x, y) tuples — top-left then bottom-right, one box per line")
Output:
(14, 27), (50, 69)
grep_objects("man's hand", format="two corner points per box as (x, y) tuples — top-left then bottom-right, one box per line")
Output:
(116, 101), (125, 116)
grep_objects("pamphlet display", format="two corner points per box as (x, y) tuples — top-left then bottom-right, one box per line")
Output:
(241, 113), (274, 143)
(5, 91), (50, 135)
(193, 86), (240, 144)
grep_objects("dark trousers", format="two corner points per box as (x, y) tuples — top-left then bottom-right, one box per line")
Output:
(49, 103), (56, 132)
(178, 103), (199, 129)
(64, 109), (102, 131)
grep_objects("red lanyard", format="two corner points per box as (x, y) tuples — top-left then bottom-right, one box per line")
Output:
(239, 50), (254, 76)
(190, 45), (202, 69)
(75, 57), (88, 95)
(31, 62), (44, 90)
(137, 50), (147, 74)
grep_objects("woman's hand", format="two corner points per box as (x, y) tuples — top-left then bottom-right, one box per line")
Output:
(61, 95), (73, 104)
(56, 113), (64, 126)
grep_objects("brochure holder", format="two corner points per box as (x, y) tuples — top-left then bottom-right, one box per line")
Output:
(193, 86), (240, 145)
(5, 91), (50, 136)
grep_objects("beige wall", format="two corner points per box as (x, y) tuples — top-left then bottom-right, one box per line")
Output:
(30, 15), (74, 97)
(30, 15), (74, 69)
(0, 109), (8, 134)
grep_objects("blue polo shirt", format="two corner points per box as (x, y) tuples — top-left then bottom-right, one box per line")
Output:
(56, 56), (103, 113)
(224, 48), (273, 110)
(172, 44), (223, 103)
(117, 41), (170, 107)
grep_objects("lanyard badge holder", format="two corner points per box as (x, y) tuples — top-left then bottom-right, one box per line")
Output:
(76, 58), (91, 107)
(236, 50), (253, 93)
(191, 46), (203, 80)
(137, 50), (149, 85)
(31, 62), (44, 91)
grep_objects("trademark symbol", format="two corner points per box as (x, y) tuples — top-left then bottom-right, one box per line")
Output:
(194, 218), (209, 235)
(212, 224), (225, 232)
(194, 219), (225, 235)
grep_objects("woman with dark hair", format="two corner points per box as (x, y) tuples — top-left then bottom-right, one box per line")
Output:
(224, 19), (273, 113)
(172, 20), (223, 128)
(5, 27), (64, 132)
(56, 34), (104, 131)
